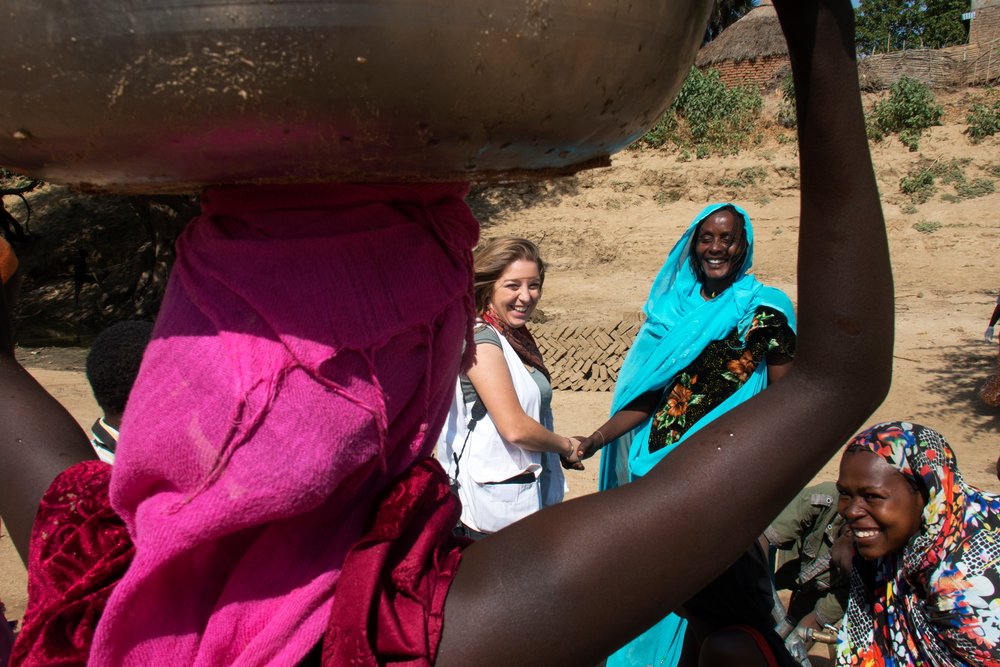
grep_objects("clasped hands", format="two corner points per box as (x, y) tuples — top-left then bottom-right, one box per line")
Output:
(559, 432), (605, 470)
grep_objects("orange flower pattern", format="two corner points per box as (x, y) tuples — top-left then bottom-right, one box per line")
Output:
(724, 351), (756, 383)
(653, 373), (702, 434)
(648, 307), (794, 452)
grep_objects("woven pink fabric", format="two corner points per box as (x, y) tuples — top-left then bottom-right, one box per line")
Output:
(90, 183), (478, 665)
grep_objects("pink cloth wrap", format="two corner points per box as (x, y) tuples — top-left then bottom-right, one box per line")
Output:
(90, 183), (478, 665)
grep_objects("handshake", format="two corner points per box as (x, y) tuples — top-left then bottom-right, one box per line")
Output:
(559, 431), (606, 470)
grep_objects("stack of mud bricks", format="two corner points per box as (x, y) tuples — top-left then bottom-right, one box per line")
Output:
(533, 313), (643, 391)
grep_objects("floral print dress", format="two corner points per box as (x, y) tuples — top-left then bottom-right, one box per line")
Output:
(647, 305), (795, 453)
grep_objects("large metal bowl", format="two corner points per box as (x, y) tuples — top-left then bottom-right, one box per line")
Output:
(0, 1), (710, 193)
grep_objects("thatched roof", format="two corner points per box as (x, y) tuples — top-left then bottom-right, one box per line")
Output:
(696, 1), (788, 66)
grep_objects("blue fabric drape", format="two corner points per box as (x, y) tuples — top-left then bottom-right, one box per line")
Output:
(600, 203), (796, 667)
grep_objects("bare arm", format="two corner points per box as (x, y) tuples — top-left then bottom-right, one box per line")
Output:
(577, 390), (659, 460)
(438, 1), (891, 664)
(767, 353), (793, 384)
(0, 276), (94, 563)
(466, 342), (577, 459)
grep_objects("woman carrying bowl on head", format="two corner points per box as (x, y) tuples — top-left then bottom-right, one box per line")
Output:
(437, 237), (579, 539)
(835, 421), (1000, 666)
(2, 1), (899, 665)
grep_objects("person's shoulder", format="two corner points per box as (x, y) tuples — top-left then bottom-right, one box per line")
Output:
(473, 323), (502, 347)
(751, 304), (793, 329)
(804, 481), (838, 508)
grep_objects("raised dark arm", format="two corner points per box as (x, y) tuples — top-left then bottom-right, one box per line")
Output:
(0, 270), (93, 563)
(437, 1), (892, 664)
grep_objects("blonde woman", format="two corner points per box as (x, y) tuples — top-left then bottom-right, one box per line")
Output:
(437, 237), (580, 538)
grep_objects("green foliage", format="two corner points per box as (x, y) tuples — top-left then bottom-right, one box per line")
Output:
(899, 158), (997, 205)
(954, 178), (996, 199)
(900, 167), (937, 203)
(776, 74), (797, 129)
(655, 189), (682, 206)
(635, 68), (762, 157)
(719, 166), (768, 189)
(855, 0), (967, 54)
(865, 112), (885, 142)
(636, 113), (678, 149)
(912, 220), (942, 234)
(673, 68), (763, 155)
(870, 77), (942, 150)
(965, 99), (1000, 144)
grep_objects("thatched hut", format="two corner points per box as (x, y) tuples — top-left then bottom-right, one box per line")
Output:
(695, 0), (789, 89)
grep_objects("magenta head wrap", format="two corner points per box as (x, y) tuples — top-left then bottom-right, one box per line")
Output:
(90, 183), (478, 665)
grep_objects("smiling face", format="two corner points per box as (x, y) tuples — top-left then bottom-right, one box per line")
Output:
(692, 209), (747, 295)
(487, 259), (542, 329)
(837, 450), (926, 560)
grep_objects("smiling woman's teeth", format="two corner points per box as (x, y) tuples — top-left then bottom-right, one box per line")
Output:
(854, 529), (880, 539)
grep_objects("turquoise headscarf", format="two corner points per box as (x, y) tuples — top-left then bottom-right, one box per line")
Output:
(600, 204), (795, 667)
(599, 202), (796, 488)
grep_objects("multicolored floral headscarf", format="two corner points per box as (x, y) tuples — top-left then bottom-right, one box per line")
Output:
(837, 421), (1000, 666)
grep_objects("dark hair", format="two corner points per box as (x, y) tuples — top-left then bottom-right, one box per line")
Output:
(472, 237), (545, 315)
(688, 205), (749, 285)
(85, 320), (154, 416)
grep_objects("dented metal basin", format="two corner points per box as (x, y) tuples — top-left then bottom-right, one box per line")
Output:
(0, 0), (710, 193)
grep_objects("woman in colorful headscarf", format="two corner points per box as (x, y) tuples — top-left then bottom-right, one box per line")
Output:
(836, 421), (1000, 666)
(436, 237), (578, 539)
(0, 2), (898, 665)
(574, 203), (796, 667)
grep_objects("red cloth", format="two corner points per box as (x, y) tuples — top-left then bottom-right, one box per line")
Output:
(10, 461), (133, 667)
(10, 458), (467, 666)
(323, 459), (469, 666)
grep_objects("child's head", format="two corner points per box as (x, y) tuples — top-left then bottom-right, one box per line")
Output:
(85, 321), (154, 423)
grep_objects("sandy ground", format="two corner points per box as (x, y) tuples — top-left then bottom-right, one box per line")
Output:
(2, 89), (998, 665)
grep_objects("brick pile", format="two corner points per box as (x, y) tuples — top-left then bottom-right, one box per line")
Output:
(533, 318), (642, 391)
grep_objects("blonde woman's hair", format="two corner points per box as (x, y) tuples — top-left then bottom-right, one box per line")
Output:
(472, 237), (545, 315)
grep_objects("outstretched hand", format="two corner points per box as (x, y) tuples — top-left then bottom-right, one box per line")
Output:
(560, 436), (585, 470)
(576, 434), (602, 461)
